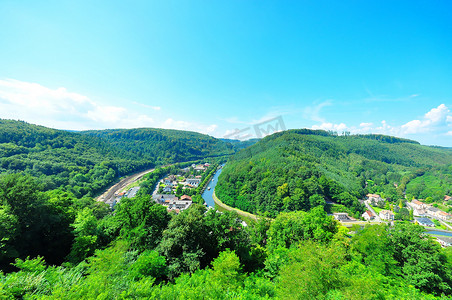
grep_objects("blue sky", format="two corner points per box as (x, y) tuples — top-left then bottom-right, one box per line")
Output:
(0, 1), (451, 146)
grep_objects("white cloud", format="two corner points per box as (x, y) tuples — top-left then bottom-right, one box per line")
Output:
(312, 122), (347, 132)
(425, 104), (449, 122)
(0, 79), (158, 130)
(446, 131), (452, 136)
(0, 78), (223, 136)
(163, 118), (218, 135)
(401, 104), (450, 134)
(360, 122), (373, 127)
(401, 119), (425, 134)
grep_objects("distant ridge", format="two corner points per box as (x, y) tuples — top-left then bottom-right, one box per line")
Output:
(216, 129), (452, 218)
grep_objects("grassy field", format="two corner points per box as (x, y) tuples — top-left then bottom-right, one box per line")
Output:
(371, 205), (383, 214)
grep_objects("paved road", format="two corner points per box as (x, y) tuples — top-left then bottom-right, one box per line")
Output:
(364, 200), (381, 222)
(96, 168), (155, 204)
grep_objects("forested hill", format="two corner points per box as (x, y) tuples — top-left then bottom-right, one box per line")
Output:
(216, 129), (452, 217)
(0, 119), (233, 197)
(82, 128), (234, 164)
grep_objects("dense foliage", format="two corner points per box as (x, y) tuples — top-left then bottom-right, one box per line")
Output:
(216, 130), (452, 217)
(82, 128), (234, 164)
(1, 123), (452, 299)
(1, 188), (451, 299)
(0, 119), (233, 198)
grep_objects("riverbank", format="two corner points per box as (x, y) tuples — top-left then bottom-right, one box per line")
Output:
(96, 167), (155, 203)
(212, 190), (262, 224)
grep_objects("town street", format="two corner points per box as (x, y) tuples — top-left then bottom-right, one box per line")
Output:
(364, 200), (382, 222)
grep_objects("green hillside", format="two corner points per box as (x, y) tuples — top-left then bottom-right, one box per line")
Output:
(216, 129), (452, 217)
(0, 119), (233, 198)
(82, 128), (234, 164)
(1, 124), (451, 298)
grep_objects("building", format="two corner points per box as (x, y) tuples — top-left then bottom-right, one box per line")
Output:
(126, 186), (140, 198)
(427, 206), (441, 218)
(444, 195), (451, 202)
(367, 194), (384, 204)
(362, 210), (375, 221)
(410, 199), (427, 210)
(166, 200), (192, 212)
(333, 213), (349, 221)
(439, 211), (452, 221)
(186, 178), (201, 187)
(416, 217), (435, 227)
(436, 237), (452, 247)
(379, 210), (395, 221)
(181, 195), (192, 201)
(163, 186), (172, 193)
(153, 194), (178, 204)
(194, 164), (206, 171)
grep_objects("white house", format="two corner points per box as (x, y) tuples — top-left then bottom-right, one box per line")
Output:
(167, 200), (192, 211)
(411, 199), (427, 210)
(362, 210), (375, 221)
(427, 206), (441, 218)
(436, 237), (452, 247)
(379, 210), (395, 221)
(367, 194), (384, 204)
(439, 211), (452, 221)
(333, 213), (349, 221)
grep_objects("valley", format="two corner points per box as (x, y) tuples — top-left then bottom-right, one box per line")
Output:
(1, 120), (452, 299)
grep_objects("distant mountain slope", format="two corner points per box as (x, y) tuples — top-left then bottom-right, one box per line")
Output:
(220, 138), (260, 151)
(0, 119), (233, 197)
(82, 128), (234, 164)
(216, 129), (452, 217)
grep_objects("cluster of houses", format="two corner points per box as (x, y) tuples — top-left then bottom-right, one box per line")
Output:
(151, 163), (212, 214)
(107, 186), (141, 209)
(362, 194), (395, 221)
(158, 163), (211, 194)
(152, 194), (193, 213)
(362, 209), (395, 221)
(160, 175), (201, 193)
(407, 199), (452, 221)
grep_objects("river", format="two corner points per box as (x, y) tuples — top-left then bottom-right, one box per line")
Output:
(426, 230), (452, 237)
(201, 166), (223, 207)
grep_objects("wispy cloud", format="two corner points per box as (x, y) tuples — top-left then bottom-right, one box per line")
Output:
(362, 87), (419, 103)
(0, 79), (149, 130)
(163, 118), (218, 134)
(132, 101), (161, 111)
(0, 79), (218, 134)
(303, 100), (332, 122)
(312, 122), (347, 132)
(310, 104), (452, 143)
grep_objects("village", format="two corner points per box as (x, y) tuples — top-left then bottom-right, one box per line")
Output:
(110, 162), (213, 214)
(333, 193), (452, 247)
(109, 167), (452, 247)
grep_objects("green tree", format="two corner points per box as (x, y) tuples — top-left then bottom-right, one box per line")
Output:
(130, 250), (167, 282)
(351, 224), (399, 276)
(114, 195), (171, 251)
(389, 222), (452, 295)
